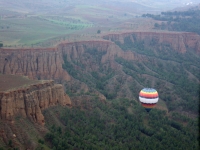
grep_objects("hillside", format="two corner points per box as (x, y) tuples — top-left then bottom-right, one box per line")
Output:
(142, 6), (200, 34)
(42, 99), (198, 150)
(44, 31), (199, 150)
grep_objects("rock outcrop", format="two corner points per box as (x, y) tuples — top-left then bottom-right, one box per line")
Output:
(0, 48), (71, 81)
(0, 40), (136, 80)
(103, 31), (200, 54)
(58, 40), (136, 71)
(0, 80), (71, 125)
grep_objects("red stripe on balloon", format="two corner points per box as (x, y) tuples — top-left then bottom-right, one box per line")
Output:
(141, 103), (157, 108)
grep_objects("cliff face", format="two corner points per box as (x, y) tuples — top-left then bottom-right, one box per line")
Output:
(57, 41), (139, 100)
(58, 40), (136, 71)
(0, 80), (71, 125)
(1, 31), (199, 81)
(0, 48), (70, 81)
(103, 31), (200, 54)
(0, 41), (136, 80)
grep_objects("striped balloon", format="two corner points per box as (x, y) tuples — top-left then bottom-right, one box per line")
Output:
(139, 88), (159, 112)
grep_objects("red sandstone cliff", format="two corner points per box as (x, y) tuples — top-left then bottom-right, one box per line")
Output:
(0, 48), (71, 81)
(103, 31), (200, 54)
(0, 80), (71, 125)
(58, 40), (136, 71)
(1, 31), (199, 81)
(0, 40), (136, 80)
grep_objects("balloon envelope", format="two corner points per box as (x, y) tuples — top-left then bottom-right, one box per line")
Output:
(139, 88), (159, 112)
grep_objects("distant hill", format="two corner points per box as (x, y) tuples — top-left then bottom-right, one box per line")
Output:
(142, 6), (200, 34)
(0, 0), (199, 14)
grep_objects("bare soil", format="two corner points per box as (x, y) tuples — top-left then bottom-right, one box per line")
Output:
(0, 74), (41, 92)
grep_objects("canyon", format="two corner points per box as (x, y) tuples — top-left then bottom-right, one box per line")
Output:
(0, 31), (199, 150)
(1, 31), (199, 81)
(0, 31), (199, 120)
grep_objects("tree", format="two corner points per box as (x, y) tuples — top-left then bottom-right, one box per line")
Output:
(154, 23), (159, 28)
(8, 140), (12, 147)
(97, 29), (101, 34)
(0, 43), (3, 48)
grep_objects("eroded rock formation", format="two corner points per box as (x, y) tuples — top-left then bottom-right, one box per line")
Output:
(0, 80), (71, 125)
(103, 31), (200, 53)
(0, 48), (71, 81)
(58, 40), (136, 71)
(0, 31), (199, 126)
(0, 40), (136, 81)
(1, 31), (199, 81)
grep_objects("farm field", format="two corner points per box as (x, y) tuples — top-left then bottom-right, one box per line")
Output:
(0, 12), (158, 47)
(0, 15), (94, 47)
(1, 0), (183, 48)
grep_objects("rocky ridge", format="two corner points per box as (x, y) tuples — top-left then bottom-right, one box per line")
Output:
(103, 31), (200, 54)
(0, 48), (71, 81)
(0, 80), (71, 124)
(1, 31), (199, 82)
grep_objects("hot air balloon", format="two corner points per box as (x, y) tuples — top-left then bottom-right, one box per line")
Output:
(139, 88), (159, 112)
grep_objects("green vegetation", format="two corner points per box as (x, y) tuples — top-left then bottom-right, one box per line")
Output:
(61, 36), (199, 114)
(142, 8), (200, 34)
(62, 48), (116, 98)
(97, 29), (101, 34)
(0, 40), (2, 48)
(115, 35), (199, 114)
(43, 99), (198, 150)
